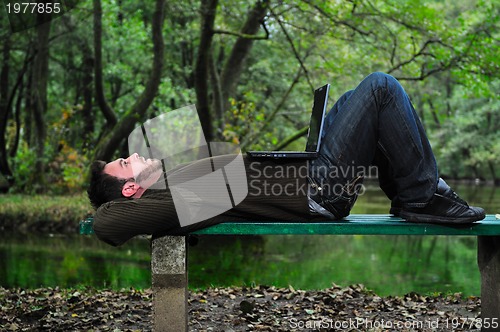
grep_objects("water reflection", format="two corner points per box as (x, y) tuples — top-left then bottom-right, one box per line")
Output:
(0, 182), (497, 295)
(0, 235), (151, 289)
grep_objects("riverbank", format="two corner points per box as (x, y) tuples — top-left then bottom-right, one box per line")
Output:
(0, 285), (481, 331)
(0, 194), (92, 233)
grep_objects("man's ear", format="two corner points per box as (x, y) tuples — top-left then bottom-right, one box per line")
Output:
(122, 180), (141, 198)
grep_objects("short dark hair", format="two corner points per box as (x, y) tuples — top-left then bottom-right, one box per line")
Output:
(87, 160), (128, 209)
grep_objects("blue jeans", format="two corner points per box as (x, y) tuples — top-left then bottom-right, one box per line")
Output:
(309, 72), (438, 218)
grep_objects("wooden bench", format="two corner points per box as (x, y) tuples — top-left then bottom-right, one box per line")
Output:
(80, 214), (500, 332)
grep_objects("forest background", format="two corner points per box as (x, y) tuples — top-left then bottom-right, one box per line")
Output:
(0, 0), (498, 197)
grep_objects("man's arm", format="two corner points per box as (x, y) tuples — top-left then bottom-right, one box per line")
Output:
(93, 196), (180, 246)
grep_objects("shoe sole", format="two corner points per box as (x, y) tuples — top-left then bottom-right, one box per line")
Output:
(400, 211), (486, 225)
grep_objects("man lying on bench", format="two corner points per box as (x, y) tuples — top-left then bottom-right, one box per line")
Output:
(87, 72), (485, 247)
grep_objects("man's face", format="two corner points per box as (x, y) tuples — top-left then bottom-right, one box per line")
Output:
(104, 153), (160, 181)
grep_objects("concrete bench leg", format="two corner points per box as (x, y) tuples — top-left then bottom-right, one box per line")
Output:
(151, 236), (188, 332)
(478, 236), (500, 332)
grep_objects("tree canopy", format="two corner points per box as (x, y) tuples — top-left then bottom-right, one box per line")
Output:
(0, 0), (498, 193)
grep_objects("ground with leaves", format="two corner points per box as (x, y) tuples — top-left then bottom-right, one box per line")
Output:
(1, 285), (482, 331)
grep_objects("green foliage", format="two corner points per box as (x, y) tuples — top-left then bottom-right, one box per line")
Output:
(435, 82), (500, 180)
(1, 0), (499, 188)
(10, 142), (39, 193)
(224, 96), (266, 145)
(10, 108), (89, 194)
(52, 142), (89, 194)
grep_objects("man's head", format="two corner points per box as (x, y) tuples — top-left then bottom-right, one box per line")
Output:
(87, 153), (162, 209)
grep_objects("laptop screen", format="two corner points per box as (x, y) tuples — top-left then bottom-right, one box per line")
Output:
(305, 84), (330, 152)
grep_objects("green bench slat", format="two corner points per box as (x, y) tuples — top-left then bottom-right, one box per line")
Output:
(80, 215), (499, 236)
(193, 214), (500, 236)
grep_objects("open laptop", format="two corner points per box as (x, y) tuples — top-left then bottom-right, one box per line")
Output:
(247, 83), (330, 159)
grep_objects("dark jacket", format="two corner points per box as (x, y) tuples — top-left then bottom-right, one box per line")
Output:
(93, 155), (320, 246)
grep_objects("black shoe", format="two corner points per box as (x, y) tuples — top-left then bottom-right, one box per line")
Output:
(400, 178), (485, 224)
(390, 198), (402, 216)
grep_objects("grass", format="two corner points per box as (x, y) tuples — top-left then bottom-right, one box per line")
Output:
(0, 193), (93, 230)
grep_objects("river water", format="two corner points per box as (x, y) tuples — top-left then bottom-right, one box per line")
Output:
(0, 181), (498, 296)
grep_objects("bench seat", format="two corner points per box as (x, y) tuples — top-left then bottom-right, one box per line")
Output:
(193, 214), (500, 236)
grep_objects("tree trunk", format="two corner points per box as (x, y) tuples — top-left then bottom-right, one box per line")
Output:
(93, 0), (166, 161)
(195, 0), (269, 142)
(93, 0), (117, 134)
(209, 50), (224, 135)
(30, 17), (51, 190)
(488, 161), (499, 185)
(0, 32), (12, 189)
(427, 99), (441, 128)
(241, 67), (303, 149)
(10, 80), (23, 158)
(6, 49), (32, 159)
(81, 41), (94, 150)
(194, 0), (218, 142)
(219, 0), (269, 110)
